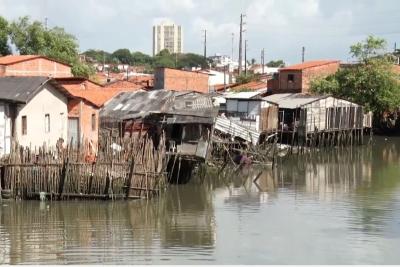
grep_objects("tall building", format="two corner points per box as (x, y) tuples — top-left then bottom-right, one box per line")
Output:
(153, 22), (183, 56)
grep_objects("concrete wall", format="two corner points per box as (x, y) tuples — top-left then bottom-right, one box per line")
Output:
(1, 58), (72, 78)
(154, 68), (209, 93)
(0, 102), (12, 156)
(15, 84), (68, 148)
(68, 98), (99, 146)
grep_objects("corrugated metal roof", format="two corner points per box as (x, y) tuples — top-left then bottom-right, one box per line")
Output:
(100, 89), (218, 121)
(224, 88), (269, 100)
(263, 93), (329, 109)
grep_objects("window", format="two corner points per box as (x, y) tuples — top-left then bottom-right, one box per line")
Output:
(21, 116), (27, 135)
(91, 114), (96, 131)
(288, 74), (295, 82)
(45, 114), (50, 133)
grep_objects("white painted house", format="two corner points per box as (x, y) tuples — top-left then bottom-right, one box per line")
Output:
(223, 90), (279, 133)
(0, 77), (70, 155)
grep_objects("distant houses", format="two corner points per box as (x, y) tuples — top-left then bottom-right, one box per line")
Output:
(0, 53), (375, 157)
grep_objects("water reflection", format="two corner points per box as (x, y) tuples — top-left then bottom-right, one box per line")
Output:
(0, 183), (216, 264)
(1, 137), (400, 264)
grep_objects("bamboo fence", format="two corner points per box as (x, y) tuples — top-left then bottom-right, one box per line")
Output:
(0, 134), (168, 200)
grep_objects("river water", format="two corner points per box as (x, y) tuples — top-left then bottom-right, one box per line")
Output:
(1, 136), (400, 264)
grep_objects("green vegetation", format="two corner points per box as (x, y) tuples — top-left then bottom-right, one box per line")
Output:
(1, 15), (94, 78)
(0, 16), (10, 56)
(311, 36), (400, 116)
(82, 48), (209, 72)
(236, 72), (260, 85)
(266, 60), (285, 67)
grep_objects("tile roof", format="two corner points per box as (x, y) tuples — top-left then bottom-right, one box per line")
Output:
(56, 77), (116, 107)
(280, 60), (340, 71)
(0, 55), (71, 66)
(103, 80), (144, 91)
(229, 81), (268, 91)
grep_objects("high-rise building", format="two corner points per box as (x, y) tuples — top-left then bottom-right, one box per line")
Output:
(153, 22), (183, 56)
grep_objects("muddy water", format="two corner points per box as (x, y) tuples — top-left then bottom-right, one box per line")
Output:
(1, 136), (400, 264)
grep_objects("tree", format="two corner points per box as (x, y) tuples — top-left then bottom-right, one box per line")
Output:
(0, 16), (11, 56)
(71, 62), (96, 78)
(153, 49), (175, 68)
(131, 51), (153, 66)
(112, 48), (133, 65)
(350, 35), (387, 62)
(266, 60), (285, 67)
(82, 49), (112, 63)
(176, 53), (209, 69)
(311, 36), (400, 116)
(8, 16), (94, 78)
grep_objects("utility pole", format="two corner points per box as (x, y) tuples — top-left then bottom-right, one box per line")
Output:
(231, 33), (234, 61)
(302, 46), (305, 63)
(261, 48), (265, 74)
(44, 17), (48, 30)
(224, 64), (227, 92)
(203, 29), (207, 59)
(238, 14), (246, 75)
(244, 40), (248, 76)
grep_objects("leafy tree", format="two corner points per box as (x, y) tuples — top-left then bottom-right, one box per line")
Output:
(8, 16), (94, 78)
(112, 48), (133, 65)
(266, 60), (285, 67)
(153, 49), (175, 68)
(176, 53), (209, 69)
(71, 62), (96, 78)
(311, 36), (400, 116)
(82, 49), (112, 63)
(0, 16), (11, 56)
(131, 51), (153, 65)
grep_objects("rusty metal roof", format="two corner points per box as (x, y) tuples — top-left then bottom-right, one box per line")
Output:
(100, 89), (218, 122)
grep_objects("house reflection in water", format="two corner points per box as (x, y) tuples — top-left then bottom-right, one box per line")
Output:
(0, 185), (216, 264)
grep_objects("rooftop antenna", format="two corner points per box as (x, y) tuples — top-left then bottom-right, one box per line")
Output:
(302, 46), (305, 63)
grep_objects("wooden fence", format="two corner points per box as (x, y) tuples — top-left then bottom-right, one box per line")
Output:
(0, 134), (168, 200)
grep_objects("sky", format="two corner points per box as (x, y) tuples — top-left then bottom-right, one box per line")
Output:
(0, 0), (399, 65)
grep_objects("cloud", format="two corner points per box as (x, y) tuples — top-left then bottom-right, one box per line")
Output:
(0, 0), (399, 63)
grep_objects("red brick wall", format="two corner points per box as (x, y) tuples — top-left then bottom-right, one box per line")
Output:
(277, 70), (302, 93)
(2, 58), (72, 77)
(67, 99), (99, 146)
(301, 62), (339, 93)
(274, 62), (339, 93)
(154, 68), (209, 93)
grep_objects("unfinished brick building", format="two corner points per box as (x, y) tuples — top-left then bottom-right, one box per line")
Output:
(154, 67), (209, 93)
(271, 60), (340, 93)
(0, 55), (72, 78)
